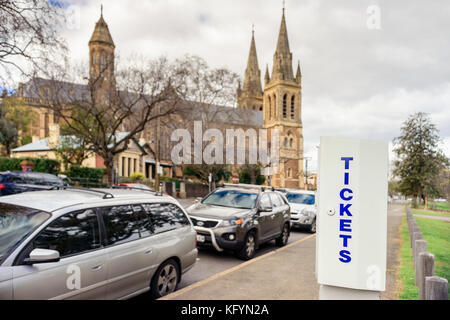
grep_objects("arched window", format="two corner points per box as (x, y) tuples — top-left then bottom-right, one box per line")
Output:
(283, 94), (287, 118)
(289, 138), (293, 148)
(291, 95), (295, 119)
(100, 51), (107, 71)
(273, 94), (277, 118)
(268, 96), (272, 119)
(283, 137), (288, 148)
(259, 105), (263, 111)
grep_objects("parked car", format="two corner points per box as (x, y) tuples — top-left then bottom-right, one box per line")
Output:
(186, 184), (291, 260)
(0, 171), (66, 196)
(0, 188), (197, 300)
(113, 183), (154, 191)
(278, 189), (317, 233)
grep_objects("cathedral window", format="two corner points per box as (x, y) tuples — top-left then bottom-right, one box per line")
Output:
(283, 137), (288, 148)
(291, 95), (295, 119)
(289, 138), (293, 148)
(283, 94), (287, 118)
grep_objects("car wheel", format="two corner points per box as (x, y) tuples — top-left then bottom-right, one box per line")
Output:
(276, 223), (290, 247)
(236, 231), (256, 260)
(150, 259), (180, 299)
(309, 219), (316, 233)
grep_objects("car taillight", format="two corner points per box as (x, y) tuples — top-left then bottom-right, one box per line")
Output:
(0, 184), (5, 189)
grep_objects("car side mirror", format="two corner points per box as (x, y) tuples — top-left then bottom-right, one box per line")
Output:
(195, 197), (202, 203)
(259, 206), (272, 212)
(24, 248), (60, 265)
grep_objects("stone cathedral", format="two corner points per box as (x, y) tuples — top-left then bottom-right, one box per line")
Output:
(11, 7), (305, 189)
(237, 8), (304, 189)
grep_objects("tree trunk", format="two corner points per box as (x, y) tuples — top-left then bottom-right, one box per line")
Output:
(103, 154), (115, 187)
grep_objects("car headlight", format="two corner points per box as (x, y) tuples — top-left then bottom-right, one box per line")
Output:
(219, 218), (243, 227)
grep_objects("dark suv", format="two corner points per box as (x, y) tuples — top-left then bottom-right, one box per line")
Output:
(186, 184), (291, 260)
(0, 171), (66, 196)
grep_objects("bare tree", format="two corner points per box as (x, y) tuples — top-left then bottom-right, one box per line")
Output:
(0, 0), (67, 86)
(25, 55), (188, 185)
(165, 55), (259, 186)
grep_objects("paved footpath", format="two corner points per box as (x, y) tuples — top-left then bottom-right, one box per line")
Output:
(163, 203), (403, 300)
(381, 203), (404, 300)
(161, 234), (319, 300)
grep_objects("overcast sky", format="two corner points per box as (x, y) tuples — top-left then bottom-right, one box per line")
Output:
(21, 0), (450, 170)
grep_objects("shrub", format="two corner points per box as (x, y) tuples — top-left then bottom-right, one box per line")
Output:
(129, 172), (145, 181)
(65, 165), (106, 187)
(0, 157), (60, 174)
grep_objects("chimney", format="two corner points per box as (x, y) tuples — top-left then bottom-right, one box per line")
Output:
(48, 124), (60, 149)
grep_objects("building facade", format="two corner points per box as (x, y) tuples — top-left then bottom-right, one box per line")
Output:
(11, 7), (305, 189)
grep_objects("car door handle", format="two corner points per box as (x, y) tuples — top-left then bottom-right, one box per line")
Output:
(91, 265), (103, 271)
(144, 249), (153, 255)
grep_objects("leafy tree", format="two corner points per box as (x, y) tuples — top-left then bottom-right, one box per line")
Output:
(0, 118), (18, 155)
(1, 97), (35, 143)
(183, 164), (231, 187)
(393, 112), (449, 206)
(238, 164), (266, 185)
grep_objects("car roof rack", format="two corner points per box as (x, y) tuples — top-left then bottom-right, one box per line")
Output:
(110, 185), (163, 196)
(220, 183), (274, 192)
(50, 186), (114, 199)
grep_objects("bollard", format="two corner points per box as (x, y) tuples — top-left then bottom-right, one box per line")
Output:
(179, 182), (186, 199)
(410, 226), (420, 248)
(425, 276), (448, 300)
(412, 232), (423, 260)
(414, 240), (427, 285)
(418, 252), (435, 300)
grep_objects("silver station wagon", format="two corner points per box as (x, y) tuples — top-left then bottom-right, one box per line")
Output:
(0, 188), (198, 300)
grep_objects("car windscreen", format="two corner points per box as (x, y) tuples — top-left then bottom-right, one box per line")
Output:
(0, 203), (50, 264)
(286, 193), (315, 205)
(202, 189), (258, 209)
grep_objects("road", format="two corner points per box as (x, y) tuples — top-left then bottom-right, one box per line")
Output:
(176, 198), (312, 290)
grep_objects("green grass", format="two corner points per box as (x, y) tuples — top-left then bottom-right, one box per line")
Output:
(398, 216), (450, 299)
(415, 217), (450, 297)
(398, 217), (418, 299)
(412, 208), (450, 218)
(416, 201), (450, 212)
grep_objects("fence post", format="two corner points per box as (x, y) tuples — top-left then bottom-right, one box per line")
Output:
(418, 252), (435, 300)
(179, 182), (186, 199)
(412, 232), (423, 261)
(414, 240), (427, 285)
(425, 276), (448, 300)
(410, 225), (420, 248)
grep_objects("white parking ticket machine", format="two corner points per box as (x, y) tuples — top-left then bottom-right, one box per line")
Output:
(316, 136), (388, 299)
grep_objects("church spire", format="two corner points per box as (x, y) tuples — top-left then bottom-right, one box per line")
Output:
(295, 60), (301, 84)
(271, 6), (294, 81)
(89, 5), (115, 47)
(242, 26), (262, 94)
(264, 64), (270, 85)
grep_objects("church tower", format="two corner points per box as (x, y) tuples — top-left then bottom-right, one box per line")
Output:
(89, 6), (115, 88)
(263, 7), (304, 189)
(237, 28), (263, 111)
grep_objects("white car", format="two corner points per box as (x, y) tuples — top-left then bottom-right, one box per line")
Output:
(282, 190), (317, 233)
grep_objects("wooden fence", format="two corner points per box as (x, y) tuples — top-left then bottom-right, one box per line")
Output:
(406, 207), (448, 300)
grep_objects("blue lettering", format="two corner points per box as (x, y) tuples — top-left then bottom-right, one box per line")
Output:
(340, 203), (352, 216)
(344, 172), (349, 185)
(339, 234), (352, 247)
(340, 219), (352, 232)
(341, 157), (354, 170)
(340, 188), (353, 201)
(339, 250), (351, 263)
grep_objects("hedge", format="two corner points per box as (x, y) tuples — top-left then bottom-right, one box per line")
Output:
(0, 157), (60, 175)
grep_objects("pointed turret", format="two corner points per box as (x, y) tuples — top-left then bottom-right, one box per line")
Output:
(89, 5), (115, 85)
(295, 60), (301, 84)
(264, 64), (270, 85)
(271, 8), (294, 82)
(242, 29), (262, 94)
(89, 5), (115, 48)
